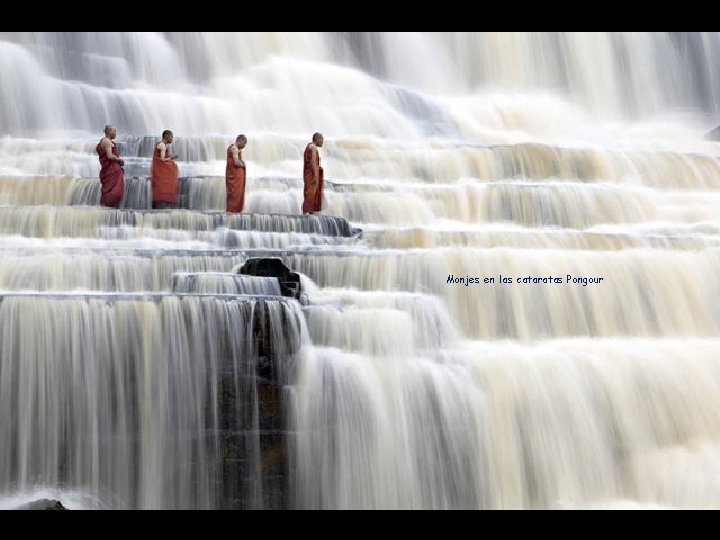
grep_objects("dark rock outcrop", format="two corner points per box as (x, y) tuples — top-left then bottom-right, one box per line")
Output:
(16, 499), (67, 510)
(239, 258), (302, 301)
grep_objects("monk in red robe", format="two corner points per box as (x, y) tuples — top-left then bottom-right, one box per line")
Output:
(302, 132), (324, 214)
(96, 124), (125, 208)
(151, 129), (179, 209)
(226, 134), (247, 212)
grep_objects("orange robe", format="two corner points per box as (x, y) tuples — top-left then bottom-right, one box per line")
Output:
(151, 144), (179, 207)
(225, 144), (246, 213)
(96, 139), (125, 208)
(302, 143), (323, 213)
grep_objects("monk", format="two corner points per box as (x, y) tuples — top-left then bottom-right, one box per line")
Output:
(96, 124), (125, 208)
(302, 132), (324, 214)
(151, 129), (179, 209)
(226, 134), (247, 212)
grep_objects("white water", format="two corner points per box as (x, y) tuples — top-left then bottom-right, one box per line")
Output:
(1, 32), (720, 509)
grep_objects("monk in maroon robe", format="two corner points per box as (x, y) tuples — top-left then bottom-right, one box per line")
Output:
(226, 134), (247, 213)
(151, 129), (179, 209)
(302, 132), (324, 214)
(96, 124), (125, 208)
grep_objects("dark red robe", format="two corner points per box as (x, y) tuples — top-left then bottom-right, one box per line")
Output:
(151, 144), (179, 207)
(96, 139), (125, 208)
(302, 143), (323, 213)
(226, 144), (246, 213)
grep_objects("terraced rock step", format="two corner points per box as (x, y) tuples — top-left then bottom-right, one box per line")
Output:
(173, 272), (283, 296)
(0, 206), (360, 238)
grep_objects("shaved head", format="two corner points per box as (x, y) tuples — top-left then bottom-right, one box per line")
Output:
(104, 124), (117, 140)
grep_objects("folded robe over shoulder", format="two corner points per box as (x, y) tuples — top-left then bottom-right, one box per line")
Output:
(225, 144), (246, 213)
(302, 144), (323, 213)
(151, 145), (179, 206)
(96, 140), (125, 208)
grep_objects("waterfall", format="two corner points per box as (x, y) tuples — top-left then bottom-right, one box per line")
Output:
(1, 32), (720, 509)
(0, 294), (307, 509)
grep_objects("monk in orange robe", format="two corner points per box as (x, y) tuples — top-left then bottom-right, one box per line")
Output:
(302, 132), (324, 214)
(226, 134), (247, 212)
(96, 124), (125, 208)
(151, 129), (179, 209)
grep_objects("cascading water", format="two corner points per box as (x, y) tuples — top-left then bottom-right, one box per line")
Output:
(1, 32), (719, 509)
